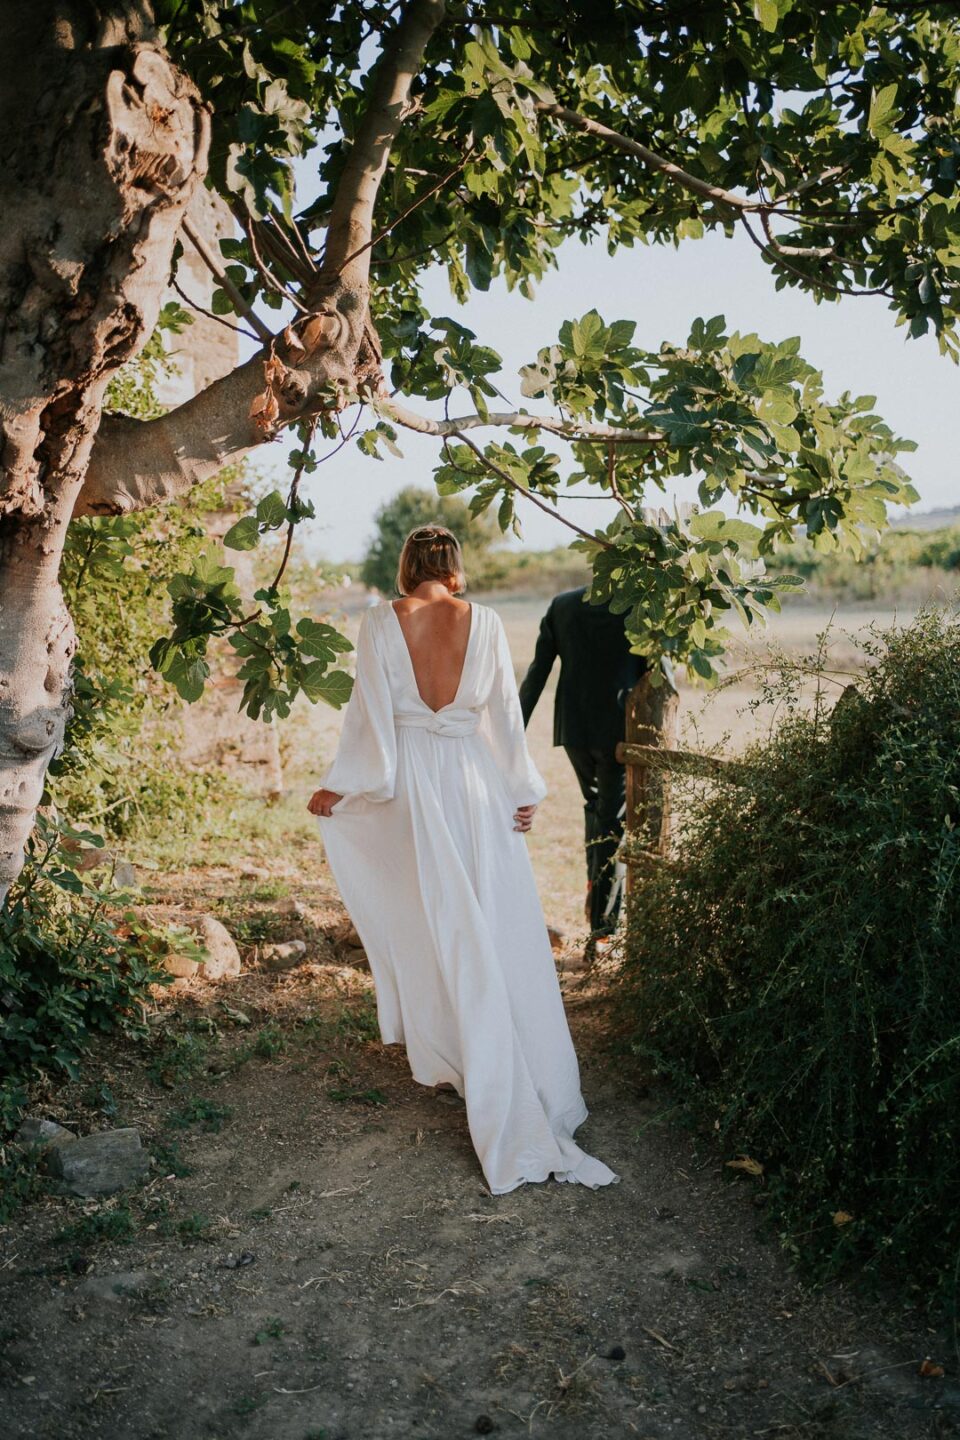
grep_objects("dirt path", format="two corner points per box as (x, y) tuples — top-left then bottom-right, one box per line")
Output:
(1, 861), (957, 1440)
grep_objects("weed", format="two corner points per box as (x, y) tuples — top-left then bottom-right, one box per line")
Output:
(175, 1212), (212, 1243)
(252, 1025), (285, 1059)
(328, 1086), (388, 1106)
(615, 607), (960, 1316)
(151, 1139), (194, 1178)
(56, 1203), (136, 1247)
(147, 1029), (212, 1088)
(333, 997), (379, 1046)
(233, 1392), (268, 1415)
(0, 1144), (46, 1223)
(168, 1096), (232, 1132)
(80, 1081), (118, 1117)
(252, 880), (291, 901)
(252, 1316), (286, 1345)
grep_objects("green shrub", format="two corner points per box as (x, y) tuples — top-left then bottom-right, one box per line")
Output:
(0, 815), (170, 1135)
(614, 607), (960, 1315)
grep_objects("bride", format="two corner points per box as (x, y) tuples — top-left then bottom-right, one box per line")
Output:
(307, 524), (619, 1195)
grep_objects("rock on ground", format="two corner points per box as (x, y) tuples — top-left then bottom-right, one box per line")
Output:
(45, 1128), (151, 1198)
(261, 940), (308, 971)
(133, 908), (242, 981)
(15, 1118), (77, 1150)
(77, 1271), (163, 1305)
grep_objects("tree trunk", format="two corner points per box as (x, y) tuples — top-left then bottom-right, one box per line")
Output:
(0, 3), (209, 897)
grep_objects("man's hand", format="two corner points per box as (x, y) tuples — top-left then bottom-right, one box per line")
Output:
(514, 804), (537, 834)
(307, 788), (343, 817)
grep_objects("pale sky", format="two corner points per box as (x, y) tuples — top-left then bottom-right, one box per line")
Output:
(248, 221), (958, 563)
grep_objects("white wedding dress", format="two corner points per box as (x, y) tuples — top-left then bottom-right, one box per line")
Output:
(316, 600), (619, 1195)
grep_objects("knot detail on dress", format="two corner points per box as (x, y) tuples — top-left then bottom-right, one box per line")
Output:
(395, 710), (481, 739)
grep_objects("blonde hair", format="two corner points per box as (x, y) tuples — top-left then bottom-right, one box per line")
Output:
(396, 524), (466, 595)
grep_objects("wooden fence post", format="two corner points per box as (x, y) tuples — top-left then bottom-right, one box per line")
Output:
(621, 672), (679, 903)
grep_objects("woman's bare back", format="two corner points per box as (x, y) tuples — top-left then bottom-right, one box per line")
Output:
(391, 592), (473, 713)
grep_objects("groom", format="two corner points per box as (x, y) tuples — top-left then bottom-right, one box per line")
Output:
(519, 587), (647, 942)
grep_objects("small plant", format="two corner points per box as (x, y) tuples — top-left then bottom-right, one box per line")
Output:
(80, 1081), (118, 1117)
(230, 910), (288, 944)
(252, 1025), (285, 1059)
(147, 1029), (213, 1088)
(251, 879), (291, 901)
(233, 1393), (268, 1416)
(0, 815), (171, 1136)
(168, 1097), (233, 1132)
(252, 1316), (285, 1345)
(334, 997), (379, 1046)
(185, 1014), (220, 1037)
(0, 1144), (46, 1223)
(56, 1203), (137, 1247)
(151, 1138), (194, 1178)
(293, 1012), (329, 1044)
(328, 1086), (388, 1107)
(175, 1212), (212, 1243)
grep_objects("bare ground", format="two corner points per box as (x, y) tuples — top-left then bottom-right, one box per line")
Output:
(2, 598), (957, 1440)
(1, 855), (957, 1440)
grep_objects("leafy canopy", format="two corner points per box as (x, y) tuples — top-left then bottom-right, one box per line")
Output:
(125, 0), (956, 698)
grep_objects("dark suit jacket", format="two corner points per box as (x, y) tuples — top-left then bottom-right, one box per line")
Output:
(518, 587), (647, 755)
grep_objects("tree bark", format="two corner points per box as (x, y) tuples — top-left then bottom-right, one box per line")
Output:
(0, 2), (209, 896)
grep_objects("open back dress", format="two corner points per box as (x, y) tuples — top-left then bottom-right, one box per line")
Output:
(316, 599), (619, 1196)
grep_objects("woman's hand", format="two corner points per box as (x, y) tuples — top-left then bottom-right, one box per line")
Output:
(307, 788), (343, 818)
(513, 803), (537, 834)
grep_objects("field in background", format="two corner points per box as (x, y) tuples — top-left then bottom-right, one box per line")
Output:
(298, 593), (925, 947)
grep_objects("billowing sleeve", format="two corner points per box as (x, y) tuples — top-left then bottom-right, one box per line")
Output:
(318, 609), (397, 805)
(484, 610), (548, 808)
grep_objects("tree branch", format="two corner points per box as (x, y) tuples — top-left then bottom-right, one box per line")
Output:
(228, 203), (317, 286)
(170, 276), (262, 344)
(239, 209), (310, 313)
(738, 213), (894, 298)
(76, 1), (450, 518)
(379, 395), (664, 445)
(759, 207), (836, 259)
(317, 0), (447, 292)
(181, 215), (274, 342)
(336, 149), (474, 276)
(536, 103), (760, 212)
(75, 337), (354, 516)
(537, 103), (853, 225)
(450, 431), (615, 548)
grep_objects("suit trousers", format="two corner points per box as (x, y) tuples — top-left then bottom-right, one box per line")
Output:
(564, 746), (626, 934)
